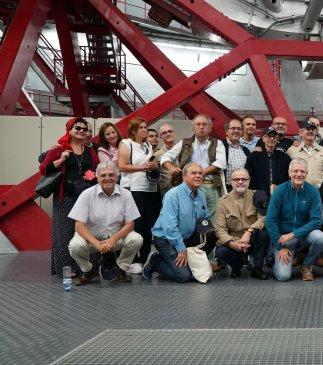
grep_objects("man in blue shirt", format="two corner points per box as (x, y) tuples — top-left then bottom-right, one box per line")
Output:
(266, 158), (323, 281)
(142, 162), (215, 283)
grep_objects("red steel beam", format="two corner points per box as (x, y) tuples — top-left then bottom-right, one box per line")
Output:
(18, 89), (41, 116)
(173, 0), (254, 46)
(0, 0), (53, 115)
(53, 0), (91, 116)
(112, 45), (248, 136)
(88, 0), (239, 125)
(249, 55), (298, 134)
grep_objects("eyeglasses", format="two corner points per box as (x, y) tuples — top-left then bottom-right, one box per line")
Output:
(74, 126), (89, 132)
(272, 122), (286, 126)
(160, 130), (174, 136)
(228, 127), (242, 131)
(231, 178), (250, 182)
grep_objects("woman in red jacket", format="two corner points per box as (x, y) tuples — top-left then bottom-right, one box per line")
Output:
(40, 117), (99, 278)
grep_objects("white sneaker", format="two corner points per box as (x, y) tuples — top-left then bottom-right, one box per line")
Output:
(126, 263), (143, 274)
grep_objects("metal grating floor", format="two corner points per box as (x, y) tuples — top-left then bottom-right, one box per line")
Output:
(1, 252), (323, 364)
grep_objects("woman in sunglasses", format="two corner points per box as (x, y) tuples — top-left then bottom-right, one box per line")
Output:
(118, 117), (161, 274)
(39, 117), (99, 278)
(97, 122), (122, 163)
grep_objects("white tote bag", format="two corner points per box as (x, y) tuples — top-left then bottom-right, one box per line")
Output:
(187, 242), (213, 284)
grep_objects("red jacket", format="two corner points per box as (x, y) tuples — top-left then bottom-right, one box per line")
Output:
(39, 146), (99, 200)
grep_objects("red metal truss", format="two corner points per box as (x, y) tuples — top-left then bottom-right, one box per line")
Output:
(53, 0), (91, 116)
(3, 0), (323, 252)
(88, 0), (239, 129)
(18, 89), (41, 116)
(0, 0), (53, 115)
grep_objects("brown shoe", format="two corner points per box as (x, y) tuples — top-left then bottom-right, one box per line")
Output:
(315, 257), (323, 267)
(292, 255), (304, 267)
(301, 265), (313, 281)
(116, 267), (132, 283)
(75, 267), (96, 286)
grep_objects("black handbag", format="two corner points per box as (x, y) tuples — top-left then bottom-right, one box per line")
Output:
(35, 171), (62, 198)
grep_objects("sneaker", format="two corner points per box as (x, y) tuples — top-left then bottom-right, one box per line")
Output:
(301, 265), (313, 281)
(142, 251), (159, 280)
(126, 263), (143, 274)
(116, 267), (132, 283)
(75, 266), (97, 286)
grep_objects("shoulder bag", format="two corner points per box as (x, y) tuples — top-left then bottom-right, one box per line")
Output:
(35, 171), (62, 198)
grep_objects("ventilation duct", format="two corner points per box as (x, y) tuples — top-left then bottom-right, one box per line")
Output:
(260, 0), (283, 13)
(301, 0), (323, 33)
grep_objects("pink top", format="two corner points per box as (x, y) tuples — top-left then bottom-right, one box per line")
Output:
(98, 146), (118, 163)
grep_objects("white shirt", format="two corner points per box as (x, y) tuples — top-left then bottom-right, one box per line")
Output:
(119, 138), (157, 192)
(160, 137), (226, 171)
(68, 184), (140, 240)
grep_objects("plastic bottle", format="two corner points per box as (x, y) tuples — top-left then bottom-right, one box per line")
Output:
(63, 266), (72, 292)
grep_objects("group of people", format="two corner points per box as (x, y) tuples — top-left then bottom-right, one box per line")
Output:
(38, 113), (323, 286)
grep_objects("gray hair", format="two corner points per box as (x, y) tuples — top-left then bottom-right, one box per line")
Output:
(182, 162), (202, 176)
(230, 168), (250, 179)
(192, 114), (212, 126)
(158, 123), (174, 136)
(96, 161), (120, 177)
(289, 158), (308, 173)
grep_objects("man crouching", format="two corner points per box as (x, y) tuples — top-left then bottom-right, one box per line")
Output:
(68, 161), (143, 285)
(215, 168), (269, 279)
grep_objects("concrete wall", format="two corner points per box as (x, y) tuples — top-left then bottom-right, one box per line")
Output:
(0, 116), (195, 217)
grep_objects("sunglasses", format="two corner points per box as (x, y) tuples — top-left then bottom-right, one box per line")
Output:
(74, 125), (89, 132)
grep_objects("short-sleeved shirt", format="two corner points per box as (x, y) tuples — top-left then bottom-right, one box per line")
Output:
(68, 183), (140, 240)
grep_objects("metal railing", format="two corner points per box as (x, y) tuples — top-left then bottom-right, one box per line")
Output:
(26, 90), (72, 116)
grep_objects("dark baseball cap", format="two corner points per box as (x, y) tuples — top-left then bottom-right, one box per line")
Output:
(195, 218), (214, 235)
(253, 190), (269, 216)
(263, 127), (278, 136)
(300, 120), (318, 129)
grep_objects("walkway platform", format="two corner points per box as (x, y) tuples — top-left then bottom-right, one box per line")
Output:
(1, 252), (323, 364)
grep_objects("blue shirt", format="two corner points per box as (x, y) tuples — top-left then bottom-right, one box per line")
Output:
(240, 136), (260, 152)
(152, 183), (209, 252)
(265, 180), (322, 251)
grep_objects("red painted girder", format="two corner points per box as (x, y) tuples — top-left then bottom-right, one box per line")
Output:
(113, 45), (248, 136)
(0, 0), (53, 115)
(0, 172), (41, 218)
(111, 91), (132, 115)
(88, 0), (239, 123)
(53, 0), (91, 116)
(246, 39), (323, 60)
(249, 55), (298, 135)
(92, 103), (110, 118)
(0, 199), (51, 251)
(18, 89), (41, 116)
(173, 0), (254, 46)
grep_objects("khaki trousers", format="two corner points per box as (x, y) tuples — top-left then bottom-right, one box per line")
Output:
(69, 231), (143, 273)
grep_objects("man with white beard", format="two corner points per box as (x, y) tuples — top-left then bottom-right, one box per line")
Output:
(214, 168), (269, 280)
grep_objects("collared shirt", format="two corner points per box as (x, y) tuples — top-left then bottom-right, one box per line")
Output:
(225, 139), (247, 184)
(160, 137), (226, 171)
(152, 182), (209, 252)
(68, 184), (140, 240)
(239, 135), (260, 152)
(287, 141), (323, 187)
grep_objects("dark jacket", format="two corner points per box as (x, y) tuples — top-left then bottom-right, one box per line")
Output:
(245, 149), (291, 195)
(266, 181), (322, 250)
(256, 136), (292, 153)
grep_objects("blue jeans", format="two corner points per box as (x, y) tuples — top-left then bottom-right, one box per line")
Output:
(199, 185), (220, 223)
(273, 230), (323, 282)
(152, 237), (192, 283)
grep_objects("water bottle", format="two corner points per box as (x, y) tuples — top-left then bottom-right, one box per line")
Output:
(63, 266), (72, 292)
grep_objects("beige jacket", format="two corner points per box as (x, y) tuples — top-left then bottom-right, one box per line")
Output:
(287, 142), (323, 188)
(215, 189), (264, 246)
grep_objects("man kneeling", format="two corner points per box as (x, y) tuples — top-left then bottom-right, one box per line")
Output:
(68, 161), (143, 285)
(215, 168), (269, 279)
(142, 162), (215, 283)
(266, 158), (323, 281)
